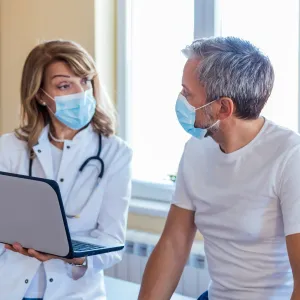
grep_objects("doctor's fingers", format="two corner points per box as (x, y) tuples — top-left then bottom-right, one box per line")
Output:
(12, 243), (31, 257)
(4, 244), (17, 252)
(5, 243), (53, 262)
(27, 249), (56, 262)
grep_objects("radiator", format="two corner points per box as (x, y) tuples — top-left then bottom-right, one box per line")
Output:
(104, 230), (210, 298)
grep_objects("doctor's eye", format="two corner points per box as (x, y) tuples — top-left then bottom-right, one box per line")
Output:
(57, 83), (71, 91)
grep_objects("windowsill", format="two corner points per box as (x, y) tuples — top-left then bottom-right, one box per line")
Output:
(129, 198), (171, 218)
(130, 179), (175, 217)
(128, 198), (205, 251)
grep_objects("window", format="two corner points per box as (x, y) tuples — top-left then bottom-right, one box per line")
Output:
(216, 0), (299, 132)
(117, 0), (300, 202)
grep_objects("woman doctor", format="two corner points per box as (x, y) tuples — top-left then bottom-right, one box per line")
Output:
(0, 40), (132, 300)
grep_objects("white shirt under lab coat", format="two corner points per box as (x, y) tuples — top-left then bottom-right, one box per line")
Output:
(0, 124), (132, 300)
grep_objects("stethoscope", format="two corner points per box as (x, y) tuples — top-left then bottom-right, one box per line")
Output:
(28, 134), (105, 218)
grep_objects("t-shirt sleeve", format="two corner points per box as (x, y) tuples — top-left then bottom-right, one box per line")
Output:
(279, 145), (300, 236)
(171, 146), (196, 211)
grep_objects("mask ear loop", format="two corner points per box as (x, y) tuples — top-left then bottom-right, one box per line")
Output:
(40, 88), (56, 115)
(39, 88), (66, 141)
(206, 98), (221, 129)
(196, 98), (220, 131)
(194, 99), (218, 111)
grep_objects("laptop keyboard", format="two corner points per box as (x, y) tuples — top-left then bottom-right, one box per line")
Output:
(71, 239), (104, 252)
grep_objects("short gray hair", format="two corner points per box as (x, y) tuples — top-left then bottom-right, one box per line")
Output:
(182, 36), (274, 119)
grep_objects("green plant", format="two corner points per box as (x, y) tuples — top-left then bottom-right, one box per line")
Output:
(168, 174), (177, 183)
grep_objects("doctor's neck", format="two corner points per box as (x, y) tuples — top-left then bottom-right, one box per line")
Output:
(209, 117), (265, 154)
(49, 120), (79, 149)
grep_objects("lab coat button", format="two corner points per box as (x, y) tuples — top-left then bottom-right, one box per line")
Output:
(37, 150), (41, 153)
(25, 279), (29, 284)
(66, 145), (70, 149)
(60, 178), (64, 182)
(49, 278), (54, 282)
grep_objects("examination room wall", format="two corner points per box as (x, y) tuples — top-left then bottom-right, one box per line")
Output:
(0, 0), (117, 134)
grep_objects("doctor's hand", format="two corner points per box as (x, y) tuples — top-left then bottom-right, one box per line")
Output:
(5, 243), (86, 265)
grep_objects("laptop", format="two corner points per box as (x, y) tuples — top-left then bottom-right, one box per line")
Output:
(0, 171), (124, 258)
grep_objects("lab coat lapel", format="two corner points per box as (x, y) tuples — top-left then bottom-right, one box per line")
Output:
(32, 126), (54, 179)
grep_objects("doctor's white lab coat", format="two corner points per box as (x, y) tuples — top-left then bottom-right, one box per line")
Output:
(0, 125), (132, 300)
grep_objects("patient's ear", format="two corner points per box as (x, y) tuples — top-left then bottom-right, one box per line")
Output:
(218, 97), (234, 120)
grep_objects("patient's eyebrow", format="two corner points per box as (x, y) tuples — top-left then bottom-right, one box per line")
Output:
(182, 84), (190, 91)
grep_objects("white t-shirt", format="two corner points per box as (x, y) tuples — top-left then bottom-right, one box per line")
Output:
(24, 143), (63, 298)
(172, 119), (300, 300)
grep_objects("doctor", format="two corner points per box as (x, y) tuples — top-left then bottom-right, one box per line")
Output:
(0, 40), (132, 300)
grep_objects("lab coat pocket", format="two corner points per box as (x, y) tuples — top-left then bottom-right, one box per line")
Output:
(44, 260), (104, 300)
(57, 268), (104, 300)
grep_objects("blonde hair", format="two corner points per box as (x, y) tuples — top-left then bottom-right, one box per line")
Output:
(16, 40), (116, 151)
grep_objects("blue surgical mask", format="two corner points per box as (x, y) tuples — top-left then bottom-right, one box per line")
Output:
(175, 93), (217, 139)
(42, 88), (96, 130)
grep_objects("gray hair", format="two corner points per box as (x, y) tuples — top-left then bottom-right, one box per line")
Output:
(182, 36), (274, 119)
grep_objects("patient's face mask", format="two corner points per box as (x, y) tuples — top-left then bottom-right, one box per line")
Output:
(175, 93), (219, 139)
(41, 88), (96, 130)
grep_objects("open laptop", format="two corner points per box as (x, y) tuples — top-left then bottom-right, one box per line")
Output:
(0, 171), (124, 258)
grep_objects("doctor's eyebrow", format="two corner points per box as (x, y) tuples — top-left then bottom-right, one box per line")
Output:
(51, 74), (71, 80)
